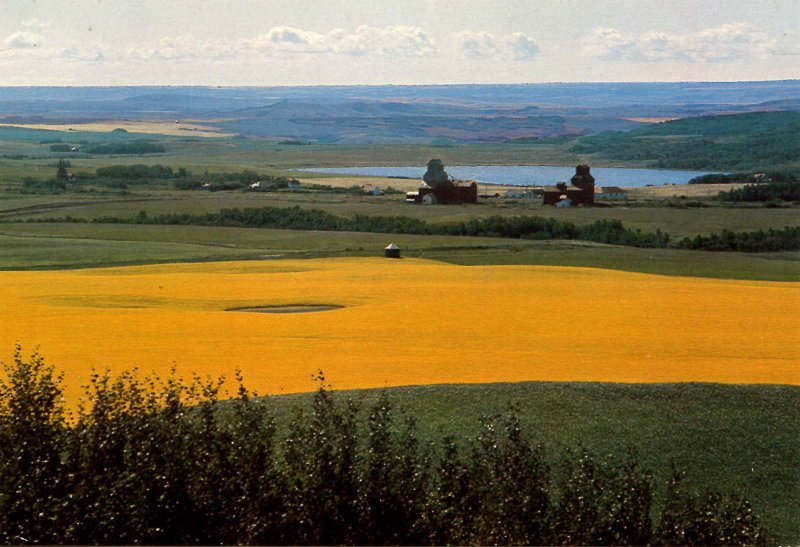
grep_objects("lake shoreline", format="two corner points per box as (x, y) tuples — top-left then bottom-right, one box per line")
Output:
(298, 165), (718, 189)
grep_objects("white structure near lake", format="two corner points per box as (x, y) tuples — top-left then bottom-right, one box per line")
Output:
(596, 186), (628, 200)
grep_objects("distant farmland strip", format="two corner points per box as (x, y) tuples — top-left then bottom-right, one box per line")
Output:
(50, 205), (800, 252)
(87, 206), (672, 247)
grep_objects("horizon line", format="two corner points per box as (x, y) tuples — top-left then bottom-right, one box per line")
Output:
(0, 78), (798, 89)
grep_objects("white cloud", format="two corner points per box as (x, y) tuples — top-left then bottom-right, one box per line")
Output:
(127, 34), (237, 61)
(455, 31), (499, 59)
(58, 44), (108, 62)
(2, 24), (437, 65)
(582, 23), (780, 63)
(241, 25), (436, 57)
(333, 25), (435, 57)
(4, 31), (44, 49)
(242, 26), (329, 54)
(455, 31), (540, 61)
(21, 19), (49, 32)
(505, 32), (540, 60)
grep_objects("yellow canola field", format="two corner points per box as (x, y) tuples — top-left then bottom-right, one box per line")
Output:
(1, 258), (798, 406)
(0, 120), (234, 138)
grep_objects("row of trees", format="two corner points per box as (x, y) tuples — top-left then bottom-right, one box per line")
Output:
(82, 140), (166, 155)
(0, 348), (771, 545)
(688, 171), (797, 185)
(174, 171), (300, 192)
(99, 206), (672, 248)
(675, 226), (800, 252)
(95, 164), (186, 179)
(717, 181), (800, 203)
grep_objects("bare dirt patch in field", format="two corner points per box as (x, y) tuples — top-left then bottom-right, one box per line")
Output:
(228, 304), (344, 314)
(623, 117), (679, 123)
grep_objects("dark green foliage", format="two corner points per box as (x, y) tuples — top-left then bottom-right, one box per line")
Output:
(461, 414), (551, 544)
(0, 350), (775, 545)
(0, 347), (65, 544)
(688, 171), (797, 185)
(173, 170), (298, 191)
(93, 205), (672, 249)
(95, 164), (177, 179)
(717, 180), (800, 202)
(49, 144), (73, 152)
(553, 449), (653, 545)
(84, 140), (166, 155)
(571, 112), (800, 170)
(22, 177), (66, 193)
(654, 466), (772, 545)
(55, 159), (69, 181)
(675, 226), (800, 252)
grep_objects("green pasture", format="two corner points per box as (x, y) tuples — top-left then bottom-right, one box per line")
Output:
(0, 134), (615, 183)
(1, 186), (798, 240)
(0, 222), (797, 280)
(262, 381), (800, 543)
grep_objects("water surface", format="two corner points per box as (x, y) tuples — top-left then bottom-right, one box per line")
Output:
(302, 165), (715, 187)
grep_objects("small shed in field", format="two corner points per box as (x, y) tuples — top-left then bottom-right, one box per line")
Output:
(384, 243), (401, 258)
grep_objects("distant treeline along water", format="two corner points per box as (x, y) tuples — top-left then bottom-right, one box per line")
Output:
(302, 166), (715, 187)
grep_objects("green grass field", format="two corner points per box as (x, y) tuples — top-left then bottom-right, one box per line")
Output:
(261, 381), (800, 543)
(1, 222), (798, 280)
(1, 184), (798, 237)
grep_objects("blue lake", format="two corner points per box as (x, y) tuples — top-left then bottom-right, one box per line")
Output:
(301, 166), (715, 188)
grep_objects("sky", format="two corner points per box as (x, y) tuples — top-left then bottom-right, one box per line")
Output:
(1, 0), (798, 86)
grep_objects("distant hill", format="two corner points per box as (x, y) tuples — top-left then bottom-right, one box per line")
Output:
(570, 111), (800, 171)
(0, 81), (797, 143)
(217, 99), (593, 143)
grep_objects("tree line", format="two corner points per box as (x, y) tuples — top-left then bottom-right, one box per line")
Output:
(24, 203), (800, 251)
(0, 348), (772, 545)
(675, 226), (800, 252)
(688, 172), (797, 186)
(716, 181), (800, 203)
(100, 206), (672, 248)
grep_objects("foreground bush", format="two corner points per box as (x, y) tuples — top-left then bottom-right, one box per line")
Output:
(0, 348), (773, 545)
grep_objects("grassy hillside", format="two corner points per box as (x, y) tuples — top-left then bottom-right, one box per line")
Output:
(0, 222), (798, 280)
(263, 381), (800, 543)
(571, 111), (800, 171)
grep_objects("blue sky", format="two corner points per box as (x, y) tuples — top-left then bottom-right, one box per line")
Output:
(2, 0), (798, 85)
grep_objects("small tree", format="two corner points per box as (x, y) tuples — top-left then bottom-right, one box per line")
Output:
(0, 346), (67, 544)
(55, 159), (69, 182)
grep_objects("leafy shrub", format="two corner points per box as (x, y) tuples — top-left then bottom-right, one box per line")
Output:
(0, 348), (775, 545)
(675, 226), (800, 252)
(22, 178), (67, 193)
(688, 172), (798, 185)
(84, 140), (165, 155)
(48, 144), (73, 152)
(717, 180), (800, 202)
(95, 164), (176, 179)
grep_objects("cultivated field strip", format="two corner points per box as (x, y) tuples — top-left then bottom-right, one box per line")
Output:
(1, 258), (797, 407)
